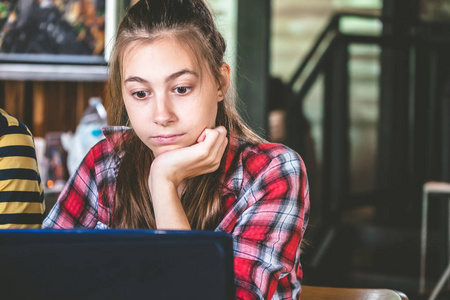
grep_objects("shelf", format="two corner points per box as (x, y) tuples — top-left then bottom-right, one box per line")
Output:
(0, 63), (108, 82)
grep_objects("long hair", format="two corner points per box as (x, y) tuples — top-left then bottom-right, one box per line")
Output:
(108, 0), (263, 229)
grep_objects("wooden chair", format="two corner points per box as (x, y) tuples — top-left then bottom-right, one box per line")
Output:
(301, 285), (409, 299)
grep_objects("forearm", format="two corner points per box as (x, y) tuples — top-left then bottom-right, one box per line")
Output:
(149, 177), (191, 230)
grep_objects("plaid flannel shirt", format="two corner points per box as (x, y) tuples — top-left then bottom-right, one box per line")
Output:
(43, 126), (310, 300)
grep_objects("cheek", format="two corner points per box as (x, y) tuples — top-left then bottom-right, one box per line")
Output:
(123, 99), (142, 119)
(189, 101), (217, 127)
(208, 96), (219, 121)
(200, 91), (220, 124)
(123, 103), (145, 132)
(123, 104), (135, 125)
(122, 98), (132, 117)
(208, 105), (218, 126)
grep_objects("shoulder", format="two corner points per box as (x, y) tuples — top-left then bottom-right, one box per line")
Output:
(0, 108), (19, 129)
(243, 142), (300, 162)
(77, 126), (131, 175)
(101, 126), (131, 147)
(0, 108), (32, 137)
(223, 138), (305, 194)
(237, 140), (303, 177)
(0, 110), (35, 156)
(89, 126), (131, 159)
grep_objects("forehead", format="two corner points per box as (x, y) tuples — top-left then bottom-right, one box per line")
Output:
(121, 37), (202, 77)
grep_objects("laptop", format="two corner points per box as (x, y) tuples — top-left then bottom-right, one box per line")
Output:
(0, 229), (235, 300)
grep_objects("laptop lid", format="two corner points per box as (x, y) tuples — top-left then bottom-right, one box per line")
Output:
(0, 229), (235, 300)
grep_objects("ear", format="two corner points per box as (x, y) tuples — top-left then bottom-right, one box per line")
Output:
(217, 62), (231, 102)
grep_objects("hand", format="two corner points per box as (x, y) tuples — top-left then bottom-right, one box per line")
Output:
(149, 126), (228, 188)
(147, 126), (227, 230)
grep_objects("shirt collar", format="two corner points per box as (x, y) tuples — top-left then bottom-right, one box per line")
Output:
(101, 126), (131, 148)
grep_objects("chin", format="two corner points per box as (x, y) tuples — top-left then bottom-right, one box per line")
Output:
(152, 145), (183, 157)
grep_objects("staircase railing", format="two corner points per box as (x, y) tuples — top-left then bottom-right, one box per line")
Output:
(286, 13), (382, 234)
(288, 11), (450, 287)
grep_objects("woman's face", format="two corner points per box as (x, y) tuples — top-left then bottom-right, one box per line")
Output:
(121, 37), (227, 157)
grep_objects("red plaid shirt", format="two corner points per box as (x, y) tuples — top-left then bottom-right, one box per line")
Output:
(43, 127), (310, 300)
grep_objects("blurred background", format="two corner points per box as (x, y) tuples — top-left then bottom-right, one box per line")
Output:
(0, 0), (450, 299)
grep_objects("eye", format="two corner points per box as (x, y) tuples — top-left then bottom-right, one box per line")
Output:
(174, 86), (191, 95)
(132, 90), (149, 100)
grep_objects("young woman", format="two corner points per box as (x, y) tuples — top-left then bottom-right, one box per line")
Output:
(43, 0), (310, 299)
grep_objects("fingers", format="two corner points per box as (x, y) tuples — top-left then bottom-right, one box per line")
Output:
(197, 131), (207, 143)
(151, 126), (228, 185)
(196, 126), (227, 143)
(202, 126), (228, 156)
(215, 126), (228, 160)
(193, 126), (228, 172)
(215, 125), (227, 135)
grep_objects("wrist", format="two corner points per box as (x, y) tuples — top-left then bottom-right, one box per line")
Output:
(149, 159), (181, 188)
(149, 170), (177, 194)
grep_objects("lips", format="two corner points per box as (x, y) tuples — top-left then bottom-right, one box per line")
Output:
(151, 134), (185, 144)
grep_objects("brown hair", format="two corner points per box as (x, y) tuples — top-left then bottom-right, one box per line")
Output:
(108, 0), (263, 229)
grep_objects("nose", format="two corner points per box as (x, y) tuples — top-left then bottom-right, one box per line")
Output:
(152, 94), (176, 126)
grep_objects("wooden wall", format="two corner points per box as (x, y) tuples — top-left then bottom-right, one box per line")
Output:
(0, 81), (106, 137)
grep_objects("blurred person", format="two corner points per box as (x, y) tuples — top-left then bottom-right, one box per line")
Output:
(0, 108), (45, 228)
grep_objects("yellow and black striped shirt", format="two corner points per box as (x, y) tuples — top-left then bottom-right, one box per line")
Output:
(0, 109), (44, 228)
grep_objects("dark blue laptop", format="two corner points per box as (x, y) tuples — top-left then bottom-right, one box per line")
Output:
(0, 229), (235, 300)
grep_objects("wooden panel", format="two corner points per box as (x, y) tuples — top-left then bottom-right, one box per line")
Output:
(4, 81), (25, 122)
(32, 82), (46, 137)
(3, 81), (106, 137)
(42, 81), (106, 135)
(76, 83), (88, 124)
(0, 81), (4, 109)
(65, 82), (79, 132)
(45, 81), (64, 134)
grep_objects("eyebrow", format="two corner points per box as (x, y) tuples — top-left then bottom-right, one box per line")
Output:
(165, 69), (199, 82)
(124, 69), (199, 85)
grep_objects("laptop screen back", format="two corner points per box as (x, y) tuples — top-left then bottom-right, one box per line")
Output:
(0, 229), (235, 300)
